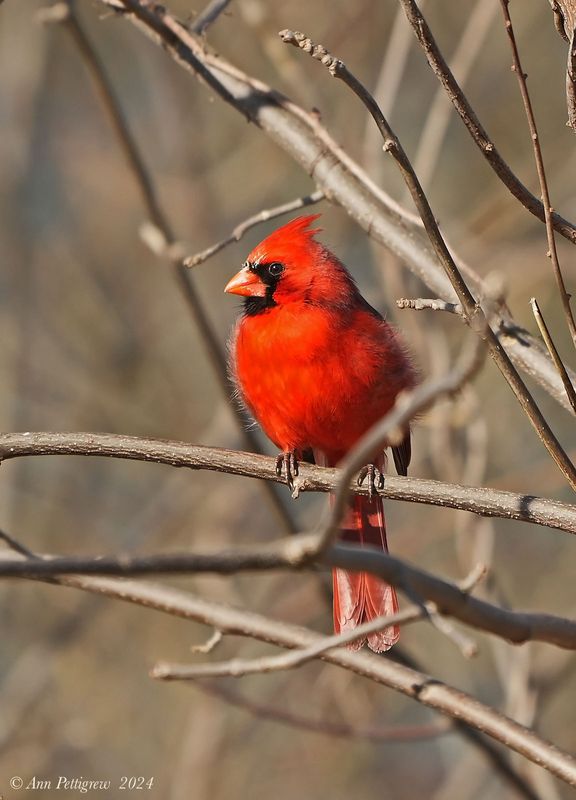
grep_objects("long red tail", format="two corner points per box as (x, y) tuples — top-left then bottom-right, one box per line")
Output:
(314, 449), (399, 653)
(332, 493), (399, 652)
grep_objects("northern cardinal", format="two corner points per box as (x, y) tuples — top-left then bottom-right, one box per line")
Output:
(225, 216), (416, 651)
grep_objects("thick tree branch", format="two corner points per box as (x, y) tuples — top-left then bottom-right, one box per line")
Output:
(0, 432), (575, 533)
(7, 566), (576, 786)
(94, 0), (576, 414)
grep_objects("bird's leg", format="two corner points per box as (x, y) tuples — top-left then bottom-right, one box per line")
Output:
(357, 463), (385, 500)
(275, 450), (300, 493)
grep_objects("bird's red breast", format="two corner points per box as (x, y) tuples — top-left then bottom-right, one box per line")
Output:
(226, 215), (416, 462)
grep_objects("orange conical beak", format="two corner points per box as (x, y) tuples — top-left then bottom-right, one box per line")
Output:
(224, 267), (267, 298)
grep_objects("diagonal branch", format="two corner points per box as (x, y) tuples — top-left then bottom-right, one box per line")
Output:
(189, 0), (232, 35)
(152, 605), (427, 680)
(397, 0), (576, 243)
(279, 28), (576, 492)
(499, 0), (576, 349)
(531, 297), (576, 412)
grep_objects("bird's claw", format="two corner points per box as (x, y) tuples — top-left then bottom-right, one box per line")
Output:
(357, 463), (385, 499)
(276, 451), (299, 494)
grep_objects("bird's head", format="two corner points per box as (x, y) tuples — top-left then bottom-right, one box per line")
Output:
(225, 215), (352, 315)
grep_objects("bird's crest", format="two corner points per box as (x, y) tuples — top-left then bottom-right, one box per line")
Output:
(247, 215), (322, 264)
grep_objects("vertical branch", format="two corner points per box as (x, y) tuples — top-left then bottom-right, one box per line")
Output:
(499, 0), (576, 349)
(530, 298), (576, 412)
(396, 0), (576, 243)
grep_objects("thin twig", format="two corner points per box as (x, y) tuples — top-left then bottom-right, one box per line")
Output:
(196, 681), (453, 742)
(183, 190), (325, 268)
(459, 563), (488, 594)
(396, 297), (464, 315)
(152, 605), (426, 679)
(499, 0), (576, 349)
(531, 298), (576, 412)
(55, 0), (296, 536)
(190, 629), (223, 654)
(279, 28), (576, 491)
(189, 0), (232, 35)
(396, 0), (576, 244)
(0, 529), (39, 559)
(154, 584), (478, 678)
(0, 432), (575, 534)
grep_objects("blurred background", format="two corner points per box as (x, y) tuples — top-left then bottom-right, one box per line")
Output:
(0, 0), (575, 797)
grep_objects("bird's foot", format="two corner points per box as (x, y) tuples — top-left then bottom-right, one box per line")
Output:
(357, 463), (385, 499)
(276, 450), (300, 497)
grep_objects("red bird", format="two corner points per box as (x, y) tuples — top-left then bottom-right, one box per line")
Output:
(225, 216), (416, 651)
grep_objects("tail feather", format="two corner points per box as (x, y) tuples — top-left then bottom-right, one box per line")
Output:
(334, 494), (399, 653)
(315, 448), (399, 653)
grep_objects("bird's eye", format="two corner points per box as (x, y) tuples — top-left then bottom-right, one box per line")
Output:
(268, 262), (284, 277)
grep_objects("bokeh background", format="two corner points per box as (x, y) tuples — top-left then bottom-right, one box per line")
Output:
(1, 1), (575, 798)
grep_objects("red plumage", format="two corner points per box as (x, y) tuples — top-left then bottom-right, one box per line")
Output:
(225, 215), (416, 652)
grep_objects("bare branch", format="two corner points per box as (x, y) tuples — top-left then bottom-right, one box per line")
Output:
(153, 577), (480, 679)
(190, 629), (223, 654)
(499, 0), (576, 348)
(396, 297), (464, 315)
(531, 298), (576, 412)
(189, 0), (232, 35)
(396, 0), (576, 243)
(12, 569), (575, 785)
(279, 28), (576, 491)
(0, 432), (575, 534)
(152, 605), (426, 679)
(183, 190), (324, 268)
